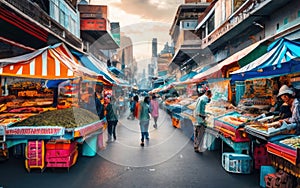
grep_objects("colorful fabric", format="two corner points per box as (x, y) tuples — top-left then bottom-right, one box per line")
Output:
(150, 99), (159, 117)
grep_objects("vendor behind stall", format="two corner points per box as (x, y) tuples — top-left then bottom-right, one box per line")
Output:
(268, 91), (292, 119)
(278, 85), (300, 134)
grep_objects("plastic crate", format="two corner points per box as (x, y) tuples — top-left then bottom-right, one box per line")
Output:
(25, 140), (45, 172)
(254, 156), (271, 170)
(222, 152), (252, 174)
(260, 166), (276, 187)
(46, 147), (77, 159)
(46, 141), (74, 150)
(46, 150), (78, 168)
(254, 144), (268, 158)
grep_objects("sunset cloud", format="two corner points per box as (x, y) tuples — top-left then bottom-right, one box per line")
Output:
(90, 0), (182, 22)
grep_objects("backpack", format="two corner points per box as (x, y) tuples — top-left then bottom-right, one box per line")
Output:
(134, 102), (140, 119)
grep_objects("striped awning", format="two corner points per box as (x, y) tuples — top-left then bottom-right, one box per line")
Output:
(0, 43), (112, 85)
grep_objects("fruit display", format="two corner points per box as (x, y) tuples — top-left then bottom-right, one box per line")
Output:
(219, 116), (249, 126)
(280, 136), (300, 149)
(12, 107), (100, 128)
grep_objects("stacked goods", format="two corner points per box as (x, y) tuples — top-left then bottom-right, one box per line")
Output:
(264, 170), (294, 188)
(12, 107), (100, 128)
(25, 140), (45, 172)
(0, 113), (36, 126)
(0, 95), (16, 103)
(253, 144), (271, 170)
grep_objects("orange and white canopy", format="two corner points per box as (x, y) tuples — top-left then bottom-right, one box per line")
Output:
(0, 43), (112, 85)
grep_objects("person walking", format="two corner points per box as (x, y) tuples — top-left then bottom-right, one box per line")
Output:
(150, 95), (159, 128)
(193, 89), (212, 153)
(105, 96), (118, 143)
(133, 95), (140, 119)
(138, 96), (151, 147)
(95, 91), (105, 120)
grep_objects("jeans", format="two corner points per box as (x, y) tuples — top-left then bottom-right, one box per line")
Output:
(194, 125), (206, 152)
(139, 120), (150, 142)
(107, 120), (118, 140)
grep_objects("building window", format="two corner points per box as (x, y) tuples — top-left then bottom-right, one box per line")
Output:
(283, 17), (288, 25)
(70, 17), (75, 34)
(276, 23), (279, 30)
(51, 0), (59, 22)
(207, 12), (215, 34)
(298, 10), (300, 17)
(60, 10), (66, 27)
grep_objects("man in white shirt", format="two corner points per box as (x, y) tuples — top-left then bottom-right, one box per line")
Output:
(193, 90), (212, 153)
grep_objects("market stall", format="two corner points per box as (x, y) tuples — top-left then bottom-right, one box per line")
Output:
(0, 43), (111, 171)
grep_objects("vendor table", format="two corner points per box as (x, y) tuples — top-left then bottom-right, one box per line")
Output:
(206, 127), (250, 154)
(266, 135), (300, 177)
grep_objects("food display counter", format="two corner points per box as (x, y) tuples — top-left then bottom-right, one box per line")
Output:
(245, 120), (296, 141)
(266, 135), (300, 177)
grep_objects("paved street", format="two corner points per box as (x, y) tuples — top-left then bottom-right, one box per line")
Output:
(0, 109), (260, 188)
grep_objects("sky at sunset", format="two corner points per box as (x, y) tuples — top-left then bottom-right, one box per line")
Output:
(90, 0), (183, 66)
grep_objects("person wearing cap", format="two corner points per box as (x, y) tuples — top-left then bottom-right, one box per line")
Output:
(277, 85), (300, 134)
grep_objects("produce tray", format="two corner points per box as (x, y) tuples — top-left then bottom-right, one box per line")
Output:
(214, 111), (248, 129)
(213, 112), (250, 142)
(245, 122), (296, 139)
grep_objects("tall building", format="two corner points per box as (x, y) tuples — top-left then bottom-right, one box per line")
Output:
(151, 38), (158, 77)
(152, 38), (158, 57)
(169, 2), (210, 80)
(158, 42), (174, 76)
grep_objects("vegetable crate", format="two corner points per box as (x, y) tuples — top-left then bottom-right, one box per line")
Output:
(25, 140), (45, 172)
(222, 152), (252, 174)
(254, 144), (271, 169)
(45, 141), (78, 170)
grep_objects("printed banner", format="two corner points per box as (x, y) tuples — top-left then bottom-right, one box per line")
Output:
(6, 126), (65, 136)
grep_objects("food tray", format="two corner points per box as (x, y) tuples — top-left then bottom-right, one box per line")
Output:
(245, 121), (296, 139)
(214, 111), (249, 130)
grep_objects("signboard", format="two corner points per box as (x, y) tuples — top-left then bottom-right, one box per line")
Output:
(6, 126), (65, 136)
(80, 19), (107, 31)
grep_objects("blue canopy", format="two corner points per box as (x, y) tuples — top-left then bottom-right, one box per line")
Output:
(179, 71), (197, 81)
(108, 66), (125, 77)
(71, 51), (116, 84)
(230, 38), (300, 81)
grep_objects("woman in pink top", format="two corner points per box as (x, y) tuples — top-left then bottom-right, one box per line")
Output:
(150, 95), (159, 128)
